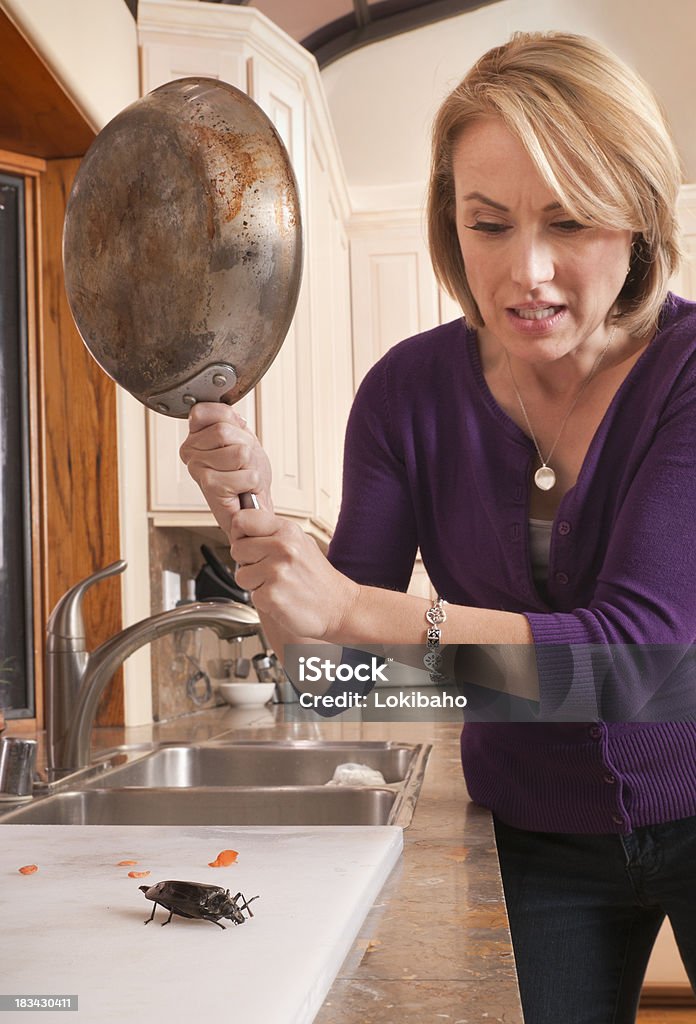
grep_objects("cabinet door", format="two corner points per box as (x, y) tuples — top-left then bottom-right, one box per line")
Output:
(249, 57), (314, 517)
(349, 222), (440, 389)
(308, 135), (352, 531)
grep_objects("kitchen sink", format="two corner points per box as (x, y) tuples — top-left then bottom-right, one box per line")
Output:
(0, 786), (397, 825)
(83, 741), (418, 788)
(0, 740), (430, 827)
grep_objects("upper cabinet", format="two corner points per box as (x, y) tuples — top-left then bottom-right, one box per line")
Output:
(248, 55), (314, 518)
(139, 1), (351, 530)
(307, 127), (353, 532)
(348, 213), (443, 390)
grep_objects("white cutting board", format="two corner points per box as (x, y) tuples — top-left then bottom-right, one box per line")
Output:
(1, 825), (402, 1023)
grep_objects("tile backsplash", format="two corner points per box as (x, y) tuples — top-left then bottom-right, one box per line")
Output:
(148, 525), (264, 721)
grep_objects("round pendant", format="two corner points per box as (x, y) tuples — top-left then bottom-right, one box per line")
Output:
(534, 465), (556, 491)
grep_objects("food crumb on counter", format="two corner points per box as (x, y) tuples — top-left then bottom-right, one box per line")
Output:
(18, 864), (38, 874)
(128, 870), (151, 879)
(208, 849), (238, 867)
(117, 860), (138, 866)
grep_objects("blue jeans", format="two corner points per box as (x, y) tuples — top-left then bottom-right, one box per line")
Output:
(494, 814), (696, 1024)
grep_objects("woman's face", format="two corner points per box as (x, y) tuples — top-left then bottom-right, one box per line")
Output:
(452, 117), (633, 364)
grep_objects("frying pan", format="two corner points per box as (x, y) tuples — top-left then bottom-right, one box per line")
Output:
(62, 77), (302, 421)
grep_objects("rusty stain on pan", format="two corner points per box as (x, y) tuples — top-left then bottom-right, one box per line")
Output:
(63, 78), (302, 415)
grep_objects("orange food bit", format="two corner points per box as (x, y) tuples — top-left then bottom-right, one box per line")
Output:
(117, 860), (138, 866)
(18, 864), (38, 875)
(127, 870), (151, 879)
(208, 849), (238, 867)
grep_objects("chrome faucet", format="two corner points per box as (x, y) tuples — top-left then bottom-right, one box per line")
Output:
(46, 560), (264, 772)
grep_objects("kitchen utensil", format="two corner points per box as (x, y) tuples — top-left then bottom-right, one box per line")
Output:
(232, 656), (251, 679)
(252, 651), (298, 703)
(252, 651), (276, 683)
(62, 77), (302, 419)
(0, 736), (36, 800)
(196, 544), (251, 603)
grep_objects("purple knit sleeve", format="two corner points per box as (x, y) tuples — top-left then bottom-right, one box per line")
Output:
(525, 359), (696, 720)
(327, 355), (418, 592)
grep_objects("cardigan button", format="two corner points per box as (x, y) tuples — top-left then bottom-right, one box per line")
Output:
(555, 571), (569, 585)
(558, 520), (572, 536)
(589, 725), (602, 739)
(611, 814), (625, 826)
(603, 773), (617, 785)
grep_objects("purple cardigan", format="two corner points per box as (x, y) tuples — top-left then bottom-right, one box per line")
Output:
(328, 294), (696, 834)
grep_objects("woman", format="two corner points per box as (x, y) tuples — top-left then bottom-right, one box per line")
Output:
(181, 32), (696, 1023)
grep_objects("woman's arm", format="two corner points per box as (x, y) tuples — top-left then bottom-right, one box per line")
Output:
(228, 507), (539, 701)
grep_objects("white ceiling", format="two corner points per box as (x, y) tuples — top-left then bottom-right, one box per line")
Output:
(320, 0), (696, 210)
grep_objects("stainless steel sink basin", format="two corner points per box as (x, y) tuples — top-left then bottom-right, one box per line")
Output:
(0, 786), (397, 825)
(85, 741), (418, 789)
(0, 741), (431, 827)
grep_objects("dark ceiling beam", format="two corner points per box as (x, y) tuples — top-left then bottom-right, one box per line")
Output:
(306, 0), (501, 69)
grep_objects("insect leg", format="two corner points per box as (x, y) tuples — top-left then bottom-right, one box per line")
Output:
(161, 909), (174, 926)
(144, 902), (157, 925)
(233, 893), (259, 918)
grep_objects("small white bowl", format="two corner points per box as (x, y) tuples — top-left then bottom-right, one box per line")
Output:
(216, 682), (276, 707)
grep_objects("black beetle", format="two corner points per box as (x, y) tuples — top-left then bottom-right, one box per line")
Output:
(139, 880), (259, 930)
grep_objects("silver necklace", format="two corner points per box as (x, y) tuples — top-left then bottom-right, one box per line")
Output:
(505, 326), (616, 491)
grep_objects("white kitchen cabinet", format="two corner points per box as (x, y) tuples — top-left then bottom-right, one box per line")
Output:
(247, 53), (315, 518)
(141, 40), (246, 92)
(349, 213), (441, 390)
(307, 131), (353, 531)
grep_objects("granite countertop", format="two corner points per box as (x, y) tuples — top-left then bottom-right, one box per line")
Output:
(21, 704), (524, 1023)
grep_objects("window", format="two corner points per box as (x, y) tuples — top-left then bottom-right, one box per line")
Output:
(0, 171), (35, 718)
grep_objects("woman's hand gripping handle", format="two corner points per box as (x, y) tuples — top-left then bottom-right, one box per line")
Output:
(179, 403), (272, 536)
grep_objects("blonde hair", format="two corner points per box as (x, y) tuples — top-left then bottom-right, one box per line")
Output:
(427, 31), (683, 338)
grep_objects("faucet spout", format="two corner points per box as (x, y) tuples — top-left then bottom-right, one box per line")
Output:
(47, 568), (262, 771)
